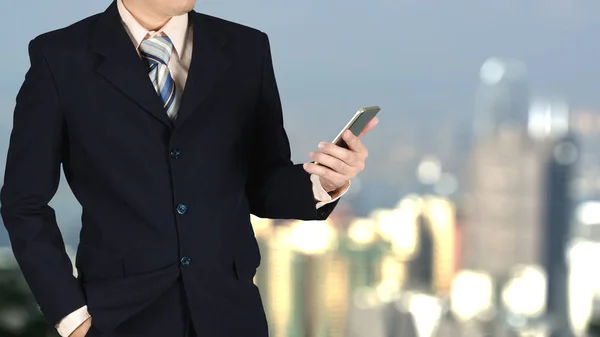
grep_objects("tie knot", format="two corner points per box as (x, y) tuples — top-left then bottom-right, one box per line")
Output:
(139, 36), (174, 66)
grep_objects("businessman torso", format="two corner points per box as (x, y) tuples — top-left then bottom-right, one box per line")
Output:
(1, 2), (336, 336)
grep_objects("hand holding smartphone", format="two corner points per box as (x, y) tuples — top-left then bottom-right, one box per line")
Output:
(313, 106), (380, 166)
(305, 106), (380, 190)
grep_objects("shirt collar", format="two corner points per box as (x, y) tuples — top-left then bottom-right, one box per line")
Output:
(117, 0), (189, 58)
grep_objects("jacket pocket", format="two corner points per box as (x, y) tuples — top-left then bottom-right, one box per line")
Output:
(233, 240), (261, 282)
(78, 251), (125, 282)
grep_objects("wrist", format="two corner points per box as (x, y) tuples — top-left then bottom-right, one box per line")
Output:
(319, 179), (340, 193)
(324, 185), (338, 193)
(324, 180), (349, 195)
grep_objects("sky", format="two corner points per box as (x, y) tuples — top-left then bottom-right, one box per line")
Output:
(1, 0), (600, 242)
(3, 1), (600, 140)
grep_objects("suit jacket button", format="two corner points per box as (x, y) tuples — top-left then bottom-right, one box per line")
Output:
(176, 203), (188, 215)
(180, 256), (192, 267)
(170, 148), (181, 159)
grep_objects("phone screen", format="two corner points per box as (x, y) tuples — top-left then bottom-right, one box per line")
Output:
(334, 106), (380, 149)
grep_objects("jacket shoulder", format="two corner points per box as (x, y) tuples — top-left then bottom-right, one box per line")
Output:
(195, 13), (267, 40)
(30, 13), (101, 53)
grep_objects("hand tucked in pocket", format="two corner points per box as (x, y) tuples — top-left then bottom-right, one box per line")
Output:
(69, 317), (92, 337)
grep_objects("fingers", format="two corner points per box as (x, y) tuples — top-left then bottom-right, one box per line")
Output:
(309, 151), (352, 175)
(321, 133), (368, 166)
(318, 140), (359, 166)
(303, 162), (347, 187)
(341, 130), (367, 155)
(359, 116), (379, 138)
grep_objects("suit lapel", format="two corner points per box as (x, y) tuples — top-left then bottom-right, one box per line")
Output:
(91, 2), (173, 129)
(173, 11), (231, 129)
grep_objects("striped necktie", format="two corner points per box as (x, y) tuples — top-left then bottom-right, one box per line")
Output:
(139, 36), (179, 119)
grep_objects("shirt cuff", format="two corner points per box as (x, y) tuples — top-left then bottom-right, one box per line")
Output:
(55, 305), (90, 337)
(310, 174), (350, 209)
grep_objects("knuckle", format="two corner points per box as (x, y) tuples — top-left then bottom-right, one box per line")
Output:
(325, 170), (335, 179)
(321, 156), (332, 166)
(334, 160), (346, 173)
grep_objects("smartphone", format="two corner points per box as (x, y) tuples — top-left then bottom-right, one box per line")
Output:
(332, 106), (380, 149)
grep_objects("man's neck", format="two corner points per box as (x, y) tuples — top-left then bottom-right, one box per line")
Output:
(121, 0), (172, 31)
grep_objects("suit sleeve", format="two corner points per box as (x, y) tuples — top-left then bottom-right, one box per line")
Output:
(245, 33), (338, 220)
(0, 39), (87, 326)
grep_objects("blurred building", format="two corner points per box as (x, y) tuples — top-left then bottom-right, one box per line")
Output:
(462, 57), (540, 276)
(543, 134), (578, 336)
(406, 214), (434, 291)
(253, 218), (357, 337)
(461, 125), (547, 277)
(424, 198), (457, 296)
(251, 198), (459, 337)
(569, 109), (600, 202)
(462, 59), (572, 277)
(458, 58), (577, 336)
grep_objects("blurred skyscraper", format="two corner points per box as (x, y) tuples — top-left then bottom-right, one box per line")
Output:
(403, 198), (457, 296)
(461, 127), (545, 277)
(569, 109), (600, 203)
(543, 135), (578, 337)
(458, 58), (576, 336)
(463, 58), (540, 278)
(406, 215), (434, 291)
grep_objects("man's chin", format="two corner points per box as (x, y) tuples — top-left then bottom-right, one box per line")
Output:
(165, 0), (196, 16)
(178, 1), (196, 15)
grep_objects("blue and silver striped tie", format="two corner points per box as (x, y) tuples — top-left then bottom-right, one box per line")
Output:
(139, 36), (179, 119)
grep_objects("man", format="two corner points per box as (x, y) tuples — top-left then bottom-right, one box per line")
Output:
(1, 0), (377, 336)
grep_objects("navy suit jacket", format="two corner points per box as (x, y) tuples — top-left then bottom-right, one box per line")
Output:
(1, 2), (337, 336)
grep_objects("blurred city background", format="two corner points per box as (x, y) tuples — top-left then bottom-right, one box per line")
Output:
(2, 0), (600, 336)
